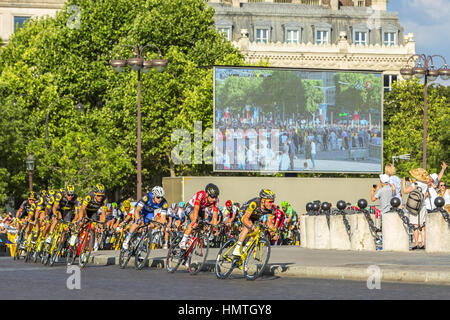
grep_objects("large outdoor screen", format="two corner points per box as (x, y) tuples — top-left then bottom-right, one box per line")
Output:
(213, 66), (383, 173)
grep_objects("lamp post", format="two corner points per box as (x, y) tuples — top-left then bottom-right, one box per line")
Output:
(25, 153), (35, 192)
(110, 44), (168, 200)
(400, 54), (450, 170)
(12, 94), (85, 139)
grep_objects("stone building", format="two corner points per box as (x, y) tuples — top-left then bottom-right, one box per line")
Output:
(209, 0), (415, 92)
(0, 0), (64, 42)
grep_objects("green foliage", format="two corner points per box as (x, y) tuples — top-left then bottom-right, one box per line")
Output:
(384, 78), (450, 181)
(0, 0), (243, 205)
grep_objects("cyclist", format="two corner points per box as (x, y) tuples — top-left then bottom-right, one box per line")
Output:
(232, 189), (278, 256)
(222, 200), (239, 229)
(122, 186), (168, 250)
(39, 189), (57, 243)
(45, 185), (79, 244)
(280, 201), (297, 229)
(179, 183), (220, 249)
(112, 200), (132, 232)
(15, 191), (38, 243)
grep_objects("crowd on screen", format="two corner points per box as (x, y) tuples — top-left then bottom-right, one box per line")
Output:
(214, 108), (381, 171)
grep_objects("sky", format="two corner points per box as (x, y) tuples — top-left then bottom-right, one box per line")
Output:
(388, 0), (450, 85)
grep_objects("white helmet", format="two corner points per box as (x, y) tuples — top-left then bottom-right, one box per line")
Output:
(152, 186), (165, 198)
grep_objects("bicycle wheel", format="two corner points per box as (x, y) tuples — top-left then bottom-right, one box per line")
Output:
(78, 230), (94, 268)
(187, 234), (209, 275)
(215, 238), (237, 279)
(49, 232), (67, 267)
(134, 231), (152, 270)
(118, 233), (138, 269)
(166, 234), (183, 273)
(243, 237), (271, 281)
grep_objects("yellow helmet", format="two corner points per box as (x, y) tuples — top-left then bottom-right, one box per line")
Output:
(93, 183), (105, 195)
(123, 200), (131, 208)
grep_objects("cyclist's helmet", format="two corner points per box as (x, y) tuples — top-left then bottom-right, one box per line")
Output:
(65, 185), (76, 196)
(28, 191), (37, 200)
(171, 203), (177, 210)
(281, 200), (288, 209)
(205, 183), (219, 198)
(259, 189), (275, 201)
(122, 200), (131, 208)
(40, 189), (47, 198)
(93, 183), (105, 195)
(112, 202), (118, 208)
(225, 200), (233, 207)
(152, 186), (165, 198)
(178, 201), (185, 208)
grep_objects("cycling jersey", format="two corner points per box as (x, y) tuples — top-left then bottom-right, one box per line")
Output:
(241, 197), (275, 223)
(273, 205), (286, 229)
(81, 191), (107, 218)
(282, 205), (297, 224)
(53, 192), (80, 222)
(168, 207), (185, 222)
(136, 192), (168, 223)
(17, 200), (37, 220)
(185, 190), (219, 220)
(222, 204), (239, 221)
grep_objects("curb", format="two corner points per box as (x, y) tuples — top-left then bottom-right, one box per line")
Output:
(91, 254), (450, 285)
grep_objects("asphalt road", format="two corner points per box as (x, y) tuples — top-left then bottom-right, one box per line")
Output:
(2, 256), (450, 301)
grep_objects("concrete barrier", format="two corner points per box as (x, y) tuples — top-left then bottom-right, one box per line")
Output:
(305, 215), (315, 249)
(299, 215), (308, 248)
(329, 215), (351, 250)
(382, 211), (410, 252)
(314, 216), (330, 249)
(426, 211), (450, 253)
(349, 213), (376, 251)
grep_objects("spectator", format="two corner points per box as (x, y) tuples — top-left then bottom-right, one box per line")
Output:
(371, 174), (394, 229)
(385, 163), (402, 199)
(403, 168), (434, 250)
(437, 181), (450, 205)
(310, 140), (316, 170)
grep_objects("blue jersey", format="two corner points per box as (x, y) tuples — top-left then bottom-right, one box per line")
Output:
(137, 192), (168, 222)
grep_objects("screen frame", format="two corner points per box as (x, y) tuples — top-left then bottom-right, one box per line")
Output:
(213, 65), (384, 174)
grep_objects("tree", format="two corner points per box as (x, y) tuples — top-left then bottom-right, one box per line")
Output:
(0, 0), (243, 205)
(383, 78), (450, 181)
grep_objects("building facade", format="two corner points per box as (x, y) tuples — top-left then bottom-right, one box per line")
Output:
(209, 0), (415, 92)
(0, 0), (64, 42)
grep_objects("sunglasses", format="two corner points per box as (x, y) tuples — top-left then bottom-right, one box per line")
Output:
(155, 196), (162, 200)
(440, 184), (446, 187)
(265, 200), (274, 204)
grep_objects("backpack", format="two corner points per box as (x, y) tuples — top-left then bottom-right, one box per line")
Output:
(406, 187), (424, 216)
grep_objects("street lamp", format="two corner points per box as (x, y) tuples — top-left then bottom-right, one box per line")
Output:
(12, 94), (84, 139)
(110, 44), (168, 200)
(25, 153), (35, 192)
(400, 54), (450, 169)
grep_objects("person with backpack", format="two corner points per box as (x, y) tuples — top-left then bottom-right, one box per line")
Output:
(402, 168), (435, 250)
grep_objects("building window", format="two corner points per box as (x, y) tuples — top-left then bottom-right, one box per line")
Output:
(384, 32), (396, 46)
(218, 27), (232, 41)
(301, 0), (320, 5)
(14, 16), (31, 32)
(286, 29), (300, 44)
(316, 30), (329, 44)
(354, 31), (367, 45)
(357, 0), (365, 6)
(256, 28), (270, 43)
(384, 74), (397, 92)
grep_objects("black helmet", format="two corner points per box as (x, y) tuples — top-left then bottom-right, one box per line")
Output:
(306, 202), (313, 212)
(259, 189), (275, 200)
(321, 202), (331, 211)
(205, 183), (219, 198)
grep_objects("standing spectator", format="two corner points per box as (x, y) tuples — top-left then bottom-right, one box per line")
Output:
(385, 164), (402, 199)
(403, 168), (434, 250)
(437, 181), (450, 205)
(310, 139), (316, 170)
(371, 174), (394, 229)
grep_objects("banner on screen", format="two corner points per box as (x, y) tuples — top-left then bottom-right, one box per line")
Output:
(213, 66), (383, 173)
